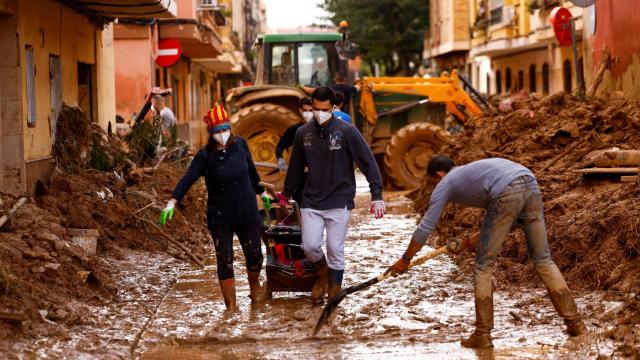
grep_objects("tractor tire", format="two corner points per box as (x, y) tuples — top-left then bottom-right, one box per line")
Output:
(384, 122), (450, 190)
(231, 103), (300, 189)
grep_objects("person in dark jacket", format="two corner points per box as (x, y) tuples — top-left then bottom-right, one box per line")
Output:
(159, 105), (265, 313)
(275, 97), (313, 204)
(277, 86), (386, 303)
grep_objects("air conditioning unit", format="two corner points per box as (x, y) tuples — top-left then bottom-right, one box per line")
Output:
(198, 0), (218, 10)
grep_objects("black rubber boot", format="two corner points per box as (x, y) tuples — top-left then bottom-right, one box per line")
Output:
(327, 268), (344, 300)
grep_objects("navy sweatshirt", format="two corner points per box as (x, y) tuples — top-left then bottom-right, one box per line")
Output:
(172, 137), (264, 227)
(283, 116), (383, 210)
(275, 122), (304, 159)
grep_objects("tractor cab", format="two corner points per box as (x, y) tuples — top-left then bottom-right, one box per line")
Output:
(255, 33), (350, 87)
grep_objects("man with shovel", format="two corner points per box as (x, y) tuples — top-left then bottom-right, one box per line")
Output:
(388, 155), (586, 348)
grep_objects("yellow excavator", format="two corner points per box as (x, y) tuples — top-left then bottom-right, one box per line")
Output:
(354, 69), (488, 189)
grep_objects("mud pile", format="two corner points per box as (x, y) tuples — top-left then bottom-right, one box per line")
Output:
(0, 102), (212, 341)
(0, 163), (209, 340)
(413, 93), (640, 321)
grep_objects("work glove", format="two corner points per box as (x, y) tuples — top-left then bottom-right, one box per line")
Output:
(261, 192), (272, 210)
(159, 200), (176, 226)
(277, 158), (287, 172)
(386, 256), (411, 277)
(275, 192), (289, 207)
(370, 200), (386, 219)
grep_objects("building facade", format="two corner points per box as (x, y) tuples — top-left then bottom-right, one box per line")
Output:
(467, 0), (584, 95)
(423, 0), (471, 76)
(113, 0), (265, 147)
(0, 0), (158, 195)
(581, 0), (640, 99)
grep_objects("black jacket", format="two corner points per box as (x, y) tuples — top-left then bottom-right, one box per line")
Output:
(283, 117), (383, 210)
(172, 137), (264, 227)
(275, 122), (304, 159)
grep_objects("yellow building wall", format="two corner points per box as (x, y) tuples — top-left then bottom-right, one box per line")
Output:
(453, 0), (471, 41)
(490, 43), (584, 94)
(18, 0), (106, 161)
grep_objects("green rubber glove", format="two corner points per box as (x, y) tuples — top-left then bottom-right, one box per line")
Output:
(261, 195), (272, 211)
(159, 201), (175, 226)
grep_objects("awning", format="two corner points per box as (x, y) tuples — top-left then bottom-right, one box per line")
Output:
(159, 20), (223, 58)
(68, 0), (177, 19)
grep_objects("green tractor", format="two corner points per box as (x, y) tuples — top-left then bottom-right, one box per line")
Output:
(226, 33), (348, 187)
(227, 31), (486, 189)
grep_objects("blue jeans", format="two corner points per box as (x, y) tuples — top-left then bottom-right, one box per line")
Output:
(474, 176), (579, 333)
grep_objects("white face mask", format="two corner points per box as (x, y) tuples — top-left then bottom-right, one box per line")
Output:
(301, 111), (314, 123)
(213, 130), (231, 146)
(313, 110), (332, 125)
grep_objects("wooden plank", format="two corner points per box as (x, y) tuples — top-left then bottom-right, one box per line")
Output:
(621, 176), (638, 182)
(573, 167), (640, 174)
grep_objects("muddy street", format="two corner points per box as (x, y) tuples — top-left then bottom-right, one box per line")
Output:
(120, 176), (617, 359)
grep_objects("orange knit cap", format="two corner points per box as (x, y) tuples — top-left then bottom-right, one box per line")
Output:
(203, 104), (230, 133)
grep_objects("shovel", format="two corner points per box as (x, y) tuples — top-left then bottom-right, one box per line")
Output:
(312, 234), (479, 336)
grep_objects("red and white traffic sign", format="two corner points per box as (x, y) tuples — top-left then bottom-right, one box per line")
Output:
(156, 39), (182, 67)
(549, 7), (573, 46)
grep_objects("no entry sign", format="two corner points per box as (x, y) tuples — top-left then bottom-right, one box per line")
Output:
(156, 39), (182, 67)
(549, 7), (573, 46)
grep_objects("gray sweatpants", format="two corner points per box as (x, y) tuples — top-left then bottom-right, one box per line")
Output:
(300, 208), (351, 270)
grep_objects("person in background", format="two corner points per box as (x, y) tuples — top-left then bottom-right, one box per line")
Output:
(278, 86), (385, 303)
(332, 91), (352, 124)
(159, 105), (267, 313)
(388, 156), (587, 349)
(150, 94), (177, 141)
(330, 73), (358, 113)
(275, 97), (313, 204)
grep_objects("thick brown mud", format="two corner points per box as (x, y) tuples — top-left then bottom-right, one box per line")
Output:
(12, 175), (626, 359)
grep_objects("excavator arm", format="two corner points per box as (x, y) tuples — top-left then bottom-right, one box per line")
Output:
(357, 70), (485, 125)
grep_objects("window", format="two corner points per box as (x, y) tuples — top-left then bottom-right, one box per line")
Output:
(529, 64), (536, 93)
(563, 59), (572, 92)
(78, 62), (94, 122)
(505, 67), (512, 93)
(495, 70), (502, 94)
(489, 0), (504, 25)
(269, 42), (338, 87)
(578, 57), (584, 88)
(26, 45), (36, 126)
(542, 63), (550, 94)
(517, 70), (524, 91)
(298, 42), (337, 87)
(155, 68), (160, 87)
(270, 44), (296, 85)
(486, 74), (491, 94)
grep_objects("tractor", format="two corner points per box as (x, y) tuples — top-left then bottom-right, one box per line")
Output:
(226, 30), (487, 189)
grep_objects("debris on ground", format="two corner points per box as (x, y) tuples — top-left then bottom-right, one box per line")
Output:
(0, 105), (207, 349)
(412, 93), (640, 337)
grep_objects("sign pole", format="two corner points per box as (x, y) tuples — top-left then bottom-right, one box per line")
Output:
(570, 18), (584, 94)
